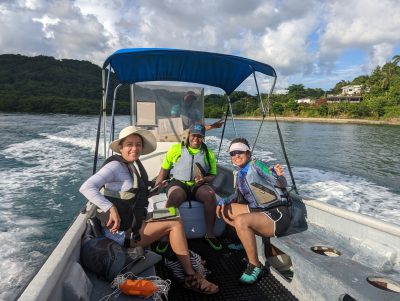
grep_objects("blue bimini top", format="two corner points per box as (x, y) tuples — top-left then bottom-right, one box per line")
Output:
(102, 48), (277, 95)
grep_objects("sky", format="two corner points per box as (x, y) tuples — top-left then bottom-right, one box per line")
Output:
(1, 0), (400, 92)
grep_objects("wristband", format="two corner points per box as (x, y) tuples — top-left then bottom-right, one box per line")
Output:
(217, 199), (225, 206)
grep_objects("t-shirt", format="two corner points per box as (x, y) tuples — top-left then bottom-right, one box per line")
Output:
(170, 104), (201, 129)
(161, 143), (217, 186)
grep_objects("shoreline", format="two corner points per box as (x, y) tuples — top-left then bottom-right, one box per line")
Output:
(233, 116), (400, 126)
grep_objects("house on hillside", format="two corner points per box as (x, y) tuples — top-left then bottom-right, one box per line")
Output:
(341, 85), (362, 96)
(322, 84), (366, 103)
(295, 98), (315, 104)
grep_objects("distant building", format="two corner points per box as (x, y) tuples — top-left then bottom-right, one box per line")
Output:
(295, 98), (315, 104)
(341, 85), (362, 96)
(325, 95), (362, 103)
(321, 85), (365, 103)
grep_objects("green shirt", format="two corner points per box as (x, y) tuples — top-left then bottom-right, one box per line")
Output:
(161, 143), (217, 186)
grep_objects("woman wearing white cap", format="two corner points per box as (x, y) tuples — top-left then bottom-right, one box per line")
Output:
(80, 125), (219, 294)
(216, 138), (291, 285)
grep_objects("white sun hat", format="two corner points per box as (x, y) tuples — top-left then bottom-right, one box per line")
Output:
(109, 126), (157, 155)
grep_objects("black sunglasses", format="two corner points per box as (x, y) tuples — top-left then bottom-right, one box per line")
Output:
(229, 150), (246, 157)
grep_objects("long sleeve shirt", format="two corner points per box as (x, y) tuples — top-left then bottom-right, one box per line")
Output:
(79, 161), (135, 212)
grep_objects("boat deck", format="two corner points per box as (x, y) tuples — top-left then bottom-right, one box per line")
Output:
(155, 237), (298, 301)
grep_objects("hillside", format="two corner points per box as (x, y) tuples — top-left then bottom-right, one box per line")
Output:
(0, 54), (116, 114)
(0, 54), (399, 120)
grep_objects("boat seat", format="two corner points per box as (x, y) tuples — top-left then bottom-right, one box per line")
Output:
(148, 194), (226, 239)
(256, 197), (399, 301)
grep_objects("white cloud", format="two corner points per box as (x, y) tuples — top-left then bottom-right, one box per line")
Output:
(0, 0), (399, 91)
(319, 0), (400, 73)
(33, 15), (60, 39)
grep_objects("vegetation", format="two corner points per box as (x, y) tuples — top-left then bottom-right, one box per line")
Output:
(1, 54), (399, 120)
(205, 55), (400, 120)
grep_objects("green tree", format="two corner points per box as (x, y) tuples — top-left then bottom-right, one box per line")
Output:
(287, 84), (307, 100)
(272, 102), (284, 115)
(331, 80), (350, 95)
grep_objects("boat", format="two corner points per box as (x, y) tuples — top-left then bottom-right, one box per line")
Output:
(16, 48), (400, 301)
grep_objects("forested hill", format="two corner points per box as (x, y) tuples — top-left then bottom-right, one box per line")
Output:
(0, 54), (105, 114)
(0, 54), (399, 119)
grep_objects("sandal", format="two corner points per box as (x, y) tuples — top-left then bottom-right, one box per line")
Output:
(183, 272), (219, 294)
(204, 234), (222, 251)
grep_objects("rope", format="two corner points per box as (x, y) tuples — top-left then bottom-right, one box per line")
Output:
(99, 272), (171, 301)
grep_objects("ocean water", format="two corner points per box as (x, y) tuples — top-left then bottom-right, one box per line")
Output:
(1, 113), (399, 300)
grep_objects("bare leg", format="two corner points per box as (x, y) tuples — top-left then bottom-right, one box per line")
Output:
(221, 203), (249, 227)
(166, 185), (187, 208)
(137, 219), (195, 275)
(221, 204), (274, 266)
(195, 185), (217, 237)
(233, 212), (274, 266)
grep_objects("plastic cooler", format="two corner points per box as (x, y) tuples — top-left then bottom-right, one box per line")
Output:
(148, 194), (226, 239)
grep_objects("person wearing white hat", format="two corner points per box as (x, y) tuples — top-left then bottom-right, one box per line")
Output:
(215, 137), (291, 285)
(80, 125), (219, 294)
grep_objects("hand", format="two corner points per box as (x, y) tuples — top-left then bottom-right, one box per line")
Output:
(273, 164), (285, 177)
(106, 206), (121, 234)
(149, 179), (169, 196)
(211, 119), (224, 129)
(194, 175), (205, 185)
(216, 199), (225, 219)
(215, 199), (225, 218)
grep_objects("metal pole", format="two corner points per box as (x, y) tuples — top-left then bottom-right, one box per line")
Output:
(103, 68), (111, 158)
(227, 95), (237, 136)
(130, 84), (135, 125)
(108, 84), (122, 157)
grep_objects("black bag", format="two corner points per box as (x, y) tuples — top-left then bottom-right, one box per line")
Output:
(80, 219), (145, 282)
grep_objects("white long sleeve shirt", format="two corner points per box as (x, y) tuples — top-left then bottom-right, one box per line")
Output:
(79, 160), (135, 212)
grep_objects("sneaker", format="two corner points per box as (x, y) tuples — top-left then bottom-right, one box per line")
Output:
(239, 263), (263, 284)
(227, 243), (244, 251)
(155, 240), (169, 254)
(204, 234), (222, 251)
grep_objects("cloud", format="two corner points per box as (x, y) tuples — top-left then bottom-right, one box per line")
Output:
(0, 0), (399, 91)
(319, 0), (400, 73)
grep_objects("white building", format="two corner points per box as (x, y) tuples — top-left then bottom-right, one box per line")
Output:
(295, 98), (315, 104)
(341, 85), (362, 96)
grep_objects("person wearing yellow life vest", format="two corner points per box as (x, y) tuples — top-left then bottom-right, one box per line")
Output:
(80, 125), (219, 294)
(155, 123), (222, 251)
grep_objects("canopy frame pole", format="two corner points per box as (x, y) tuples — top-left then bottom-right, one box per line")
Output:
(217, 101), (230, 161)
(103, 68), (111, 159)
(108, 84), (122, 157)
(251, 70), (266, 153)
(130, 84), (136, 126)
(227, 95), (238, 136)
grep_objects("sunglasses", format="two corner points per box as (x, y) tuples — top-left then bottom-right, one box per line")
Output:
(229, 150), (246, 157)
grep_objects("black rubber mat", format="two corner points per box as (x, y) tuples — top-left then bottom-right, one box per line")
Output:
(154, 238), (298, 301)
